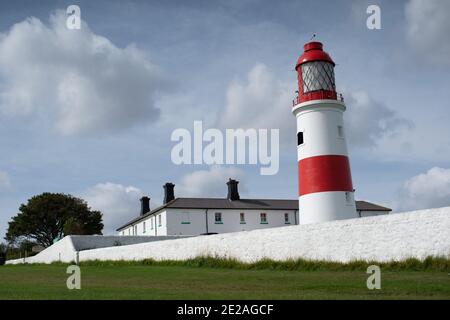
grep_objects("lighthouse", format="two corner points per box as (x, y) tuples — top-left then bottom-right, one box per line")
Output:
(292, 41), (357, 224)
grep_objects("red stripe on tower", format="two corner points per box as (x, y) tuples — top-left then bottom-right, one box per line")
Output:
(298, 155), (353, 196)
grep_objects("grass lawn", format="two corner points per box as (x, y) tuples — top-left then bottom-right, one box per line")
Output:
(0, 264), (449, 300)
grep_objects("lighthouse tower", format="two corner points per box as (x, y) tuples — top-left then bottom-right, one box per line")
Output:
(292, 41), (357, 224)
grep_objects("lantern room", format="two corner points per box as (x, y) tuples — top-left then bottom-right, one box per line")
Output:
(295, 41), (337, 104)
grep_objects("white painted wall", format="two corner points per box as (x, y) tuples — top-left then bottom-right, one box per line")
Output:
(206, 209), (297, 234)
(9, 207), (449, 264)
(122, 208), (298, 236)
(6, 235), (191, 264)
(7, 235), (78, 264)
(119, 211), (167, 236)
(83, 207), (450, 263)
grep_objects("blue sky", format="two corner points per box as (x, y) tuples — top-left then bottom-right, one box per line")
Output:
(1, 0), (450, 236)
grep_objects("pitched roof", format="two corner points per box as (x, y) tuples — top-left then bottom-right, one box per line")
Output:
(116, 198), (391, 231)
(354, 200), (392, 212)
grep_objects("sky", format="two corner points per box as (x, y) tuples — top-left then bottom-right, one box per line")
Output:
(0, 0), (450, 236)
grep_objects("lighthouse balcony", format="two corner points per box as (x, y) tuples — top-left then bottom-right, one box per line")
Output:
(292, 91), (344, 107)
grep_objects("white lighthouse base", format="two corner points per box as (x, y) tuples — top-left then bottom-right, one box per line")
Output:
(299, 191), (357, 224)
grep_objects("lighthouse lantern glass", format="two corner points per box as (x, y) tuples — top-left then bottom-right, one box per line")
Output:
(301, 61), (335, 93)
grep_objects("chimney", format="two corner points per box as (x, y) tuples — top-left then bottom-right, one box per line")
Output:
(140, 196), (150, 216)
(163, 183), (175, 204)
(227, 178), (240, 201)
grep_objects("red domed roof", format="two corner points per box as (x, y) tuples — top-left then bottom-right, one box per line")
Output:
(295, 41), (335, 70)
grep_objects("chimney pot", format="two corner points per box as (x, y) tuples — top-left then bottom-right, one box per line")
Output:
(164, 183), (175, 204)
(227, 178), (240, 201)
(140, 196), (150, 216)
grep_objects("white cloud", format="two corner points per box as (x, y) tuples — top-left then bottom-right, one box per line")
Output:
(0, 12), (166, 135)
(405, 0), (450, 64)
(81, 182), (144, 234)
(220, 64), (411, 151)
(176, 166), (245, 198)
(0, 171), (11, 190)
(219, 63), (296, 146)
(344, 90), (412, 149)
(397, 167), (450, 211)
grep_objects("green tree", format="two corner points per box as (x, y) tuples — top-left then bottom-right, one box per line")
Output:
(0, 242), (6, 254)
(5, 193), (103, 247)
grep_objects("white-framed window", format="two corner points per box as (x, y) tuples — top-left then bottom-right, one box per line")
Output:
(134, 225), (137, 235)
(182, 212), (191, 224)
(128, 229), (131, 235)
(260, 213), (267, 224)
(150, 218), (154, 229)
(143, 222), (146, 233)
(215, 212), (222, 224)
(240, 212), (245, 223)
(158, 215), (162, 227)
(284, 213), (290, 224)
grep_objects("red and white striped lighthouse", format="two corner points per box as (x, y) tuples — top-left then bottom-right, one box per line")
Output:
(292, 41), (357, 224)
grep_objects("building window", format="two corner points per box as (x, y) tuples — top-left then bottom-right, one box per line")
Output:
(284, 213), (290, 224)
(128, 229), (131, 235)
(158, 215), (162, 227)
(240, 212), (246, 224)
(260, 213), (268, 224)
(181, 212), (191, 224)
(134, 225), (137, 235)
(151, 218), (154, 229)
(215, 212), (222, 224)
(143, 222), (146, 233)
(338, 125), (344, 138)
(297, 132), (304, 146)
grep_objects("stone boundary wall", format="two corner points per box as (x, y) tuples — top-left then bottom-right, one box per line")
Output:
(7, 207), (450, 264)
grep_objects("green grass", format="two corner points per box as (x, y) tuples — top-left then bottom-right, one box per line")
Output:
(76, 256), (450, 272)
(0, 257), (449, 300)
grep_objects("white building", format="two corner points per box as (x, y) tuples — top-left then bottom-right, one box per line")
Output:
(116, 179), (391, 236)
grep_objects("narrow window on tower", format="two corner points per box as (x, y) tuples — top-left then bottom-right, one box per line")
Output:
(297, 132), (304, 146)
(338, 125), (344, 138)
(345, 192), (352, 204)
